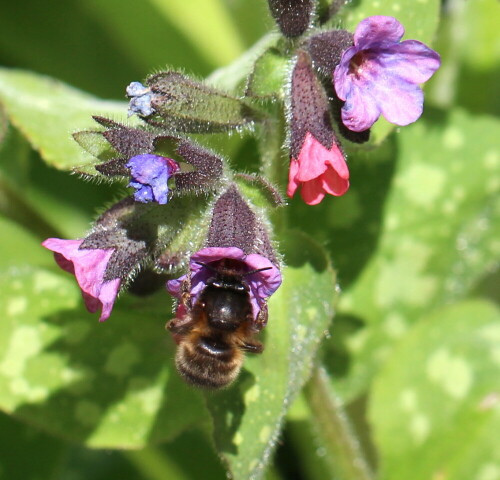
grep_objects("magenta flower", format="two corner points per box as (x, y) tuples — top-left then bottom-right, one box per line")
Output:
(125, 154), (180, 204)
(42, 238), (120, 322)
(167, 247), (282, 320)
(334, 16), (441, 132)
(287, 132), (349, 205)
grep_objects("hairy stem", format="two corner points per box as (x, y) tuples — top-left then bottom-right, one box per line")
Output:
(304, 366), (375, 480)
(124, 447), (188, 480)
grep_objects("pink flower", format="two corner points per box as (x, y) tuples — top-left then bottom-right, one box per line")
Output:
(287, 132), (349, 205)
(334, 16), (441, 132)
(167, 246), (282, 320)
(42, 238), (120, 321)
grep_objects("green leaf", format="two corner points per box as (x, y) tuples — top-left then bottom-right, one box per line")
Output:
(0, 217), (50, 268)
(331, 109), (500, 400)
(207, 232), (337, 480)
(246, 47), (290, 99)
(0, 265), (207, 449)
(0, 412), (65, 480)
(0, 68), (137, 172)
(370, 300), (500, 480)
(146, 0), (246, 67)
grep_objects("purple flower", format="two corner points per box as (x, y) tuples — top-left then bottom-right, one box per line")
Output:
(42, 238), (120, 322)
(125, 154), (180, 204)
(334, 16), (441, 132)
(167, 247), (282, 320)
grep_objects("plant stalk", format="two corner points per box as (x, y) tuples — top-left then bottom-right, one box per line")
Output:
(304, 366), (375, 480)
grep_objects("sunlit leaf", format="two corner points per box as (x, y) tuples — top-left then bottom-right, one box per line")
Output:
(370, 300), (500, 480)
(0, 265), (207, 448)
(332, 108), (500, 400)
(0, 68), (137, 172)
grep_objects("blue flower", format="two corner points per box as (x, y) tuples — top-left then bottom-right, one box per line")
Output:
(125, 154), (180, 204)
(126, 82), (155, 117)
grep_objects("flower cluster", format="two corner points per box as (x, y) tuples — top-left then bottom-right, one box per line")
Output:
(43, 0), (439, 387)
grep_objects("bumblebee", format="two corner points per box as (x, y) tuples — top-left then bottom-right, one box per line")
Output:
(167, 259), (269, 389)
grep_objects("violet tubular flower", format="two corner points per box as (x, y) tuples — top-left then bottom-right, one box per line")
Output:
(125, 154), (180, 204)
(167, 247), (282, 322)
(42, 239), (120, 322)
(334, 16), (441, 132)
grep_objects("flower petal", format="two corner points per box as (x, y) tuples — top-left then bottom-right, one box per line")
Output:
(372, 76), (424, 126)
(354, 16), (404, 49)
(321, 165), (350, 196)
(333, 45), (358, 101)
(295, 133), (329, 182)
(376, 40), (441, 84)
(126, 154), (179, 205)
(340, 82), (381, 132)
(42, 238), (120, 321)
(300, 177), (326, 205)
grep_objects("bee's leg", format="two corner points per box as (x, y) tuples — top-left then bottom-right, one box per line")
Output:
(179, 276), (192, 310)
(166, 277), (193, 334)
(166, 313), (196, 334)
(254, 303), (268, 330)
(240, 340), (264, 354)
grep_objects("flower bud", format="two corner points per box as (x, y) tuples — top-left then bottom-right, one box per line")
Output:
(287, 50), (349, 205)
(129, 72), (260, 133)
(267, 0), (315, 38)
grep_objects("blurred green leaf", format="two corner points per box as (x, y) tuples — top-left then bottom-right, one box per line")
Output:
(0, 0), (144, 99)
(370, 300), (500, 480)
(0, 412), (65, 480)
(0, 265), (207, 449)
(332, 108), (500, 400)
(147, 0), (246, 67)
(0, 217), (50, 268)
(0, 68), (137, 172)
(82, 0), (213, 77)
(207, 233), (336, 480)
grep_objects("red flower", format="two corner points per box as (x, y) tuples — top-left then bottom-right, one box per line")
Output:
(287, 132), (349, 205)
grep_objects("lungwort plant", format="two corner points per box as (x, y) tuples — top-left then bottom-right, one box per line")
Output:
(0, 0), (498, 479)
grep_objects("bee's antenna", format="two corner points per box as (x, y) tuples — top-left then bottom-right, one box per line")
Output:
(194, 261), (218, 273)
(244, 267), (273, 276)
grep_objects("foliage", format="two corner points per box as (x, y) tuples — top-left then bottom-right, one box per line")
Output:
(0, 0), (498, 479)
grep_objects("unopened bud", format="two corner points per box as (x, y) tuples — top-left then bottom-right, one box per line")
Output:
(267, 0), (315, 38)
(139, 72), (260, 133)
